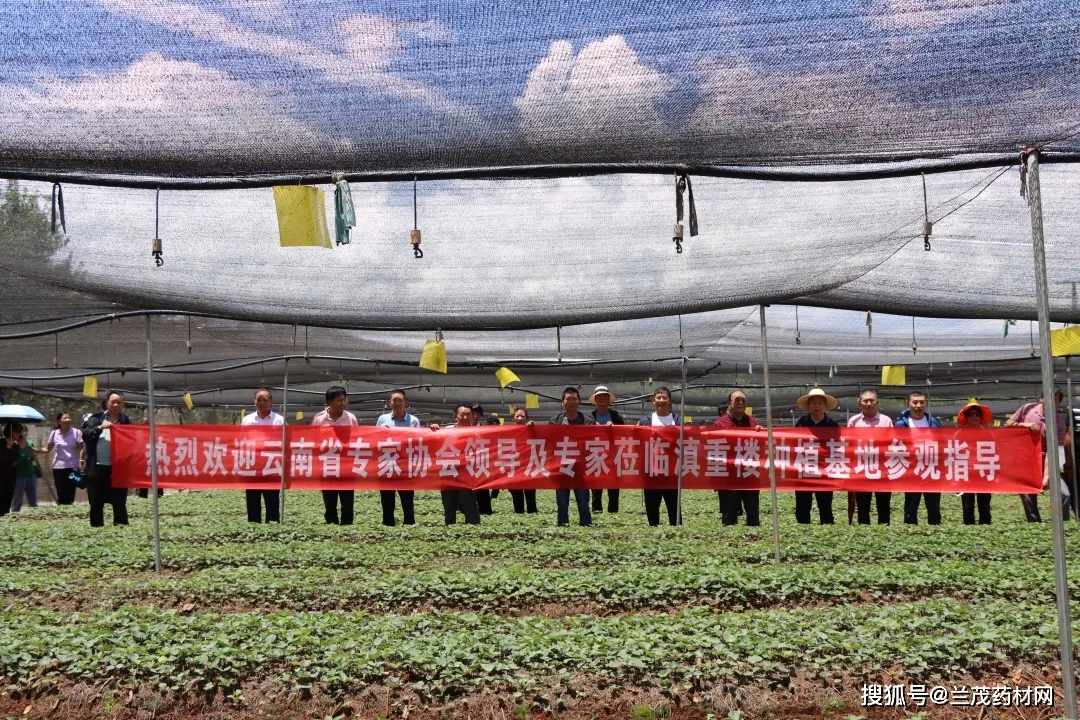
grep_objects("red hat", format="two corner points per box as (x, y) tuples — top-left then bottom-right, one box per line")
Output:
(956, 402), (992, 426)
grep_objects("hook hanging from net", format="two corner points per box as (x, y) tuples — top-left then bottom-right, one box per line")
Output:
(921, 173), (932, 251)
(911, 316), (918, 355)
(411, 176), (423, 259)
(151, 188), (164, 267)
(794, 305), (801, 345)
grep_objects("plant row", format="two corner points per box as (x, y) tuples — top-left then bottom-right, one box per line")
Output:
(0, 559), (1070, 613)
(0, 599), (1069, 698)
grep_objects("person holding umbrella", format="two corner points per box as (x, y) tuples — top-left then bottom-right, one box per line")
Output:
(0, 424), (22, 516)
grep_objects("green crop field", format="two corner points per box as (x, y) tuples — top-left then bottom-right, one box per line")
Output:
(0, 490), (1076, 719)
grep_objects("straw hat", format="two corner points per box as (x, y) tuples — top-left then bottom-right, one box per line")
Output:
(796, 387), (838, 411)
(956, 402), (993, 426)
(589, 385), (616, 404)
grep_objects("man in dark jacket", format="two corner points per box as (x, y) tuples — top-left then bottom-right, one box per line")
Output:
(714, 390), (765, 526)
(895, 391), (943, 525)
(550, 387), (594, 526)
(587, 385), (624, 513)
(793, 388), (840, 524)
(82, 391), (132, 527)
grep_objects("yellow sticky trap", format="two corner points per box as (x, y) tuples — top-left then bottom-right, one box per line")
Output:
(745, 407), (753, 416)
(498, 417), (504, 425)
(240, 409), (246, 418)
(993, 419), (1001, 427)
(495, 367), (520, 388)
(419, 340), (448, 374)
(1051, 326), (1080, 356)
(273, 186), (333, 249)
(684, 416), (693, 424)
(183, 393), (194, 410)
(525, 393), (540, 409)
(82, 376), (98, 398)
(295, 411), (304, 420)
(881, 365), (906, 386)
(968, 397), (979, 406)
(508, 405), (517, 414)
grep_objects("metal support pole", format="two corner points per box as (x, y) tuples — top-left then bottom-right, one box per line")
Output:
(675, 354), (687, 526)
(146, 315), (162, 575)
(759, 305), (781, 563)
(1027, 150), (1076, 715)
(279, 357), (289, 522)
(1068, 356), (1078, 521)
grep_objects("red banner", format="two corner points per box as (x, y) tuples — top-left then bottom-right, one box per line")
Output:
(111, 425), (1042, 493)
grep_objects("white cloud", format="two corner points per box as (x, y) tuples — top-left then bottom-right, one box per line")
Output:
(869, 0), (1008, 31)
(335, 14), (452, 76)
(0, 53), (342, 155)
(92, 0), (471, 118)
(515, 35), (671, 141)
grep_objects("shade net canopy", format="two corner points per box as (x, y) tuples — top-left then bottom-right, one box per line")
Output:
(1, 1), (1079, 182)
(0, 302), (1069, 421)
(3, 164), (1080, 331)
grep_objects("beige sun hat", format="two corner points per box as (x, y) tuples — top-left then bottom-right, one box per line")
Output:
(796, 387), (838, 411)
(589, 385), (615, 404)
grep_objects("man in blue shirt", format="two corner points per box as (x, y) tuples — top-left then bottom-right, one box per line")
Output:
(375, 389), (421, 526)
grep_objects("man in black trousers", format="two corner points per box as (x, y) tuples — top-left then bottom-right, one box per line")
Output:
(588, 385), (624, 513)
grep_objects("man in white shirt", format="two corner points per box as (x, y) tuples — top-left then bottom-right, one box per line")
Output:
(847, 389), (893, 525)
(311, 385), (358, 525)
(240, 387), (284, 523)
(375, 389), (420, 526)
(437, 404), (481, 525)
(636, 387), (682, 527)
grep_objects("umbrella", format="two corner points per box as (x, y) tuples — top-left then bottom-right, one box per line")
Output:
(0, 405), (46, 424)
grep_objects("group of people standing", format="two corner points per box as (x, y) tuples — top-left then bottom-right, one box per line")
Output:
(786, 386), (1069, 527)
(1, 412), (90, 515)
(2, 383), (1068, 530)
(0, 393), (132, 525)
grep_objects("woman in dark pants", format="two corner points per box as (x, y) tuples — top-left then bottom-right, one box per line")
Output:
(46, 412), (84, 505)
(509, 407), (538, 514)
(956, 402), (993, 524)
(82, 391), (132, 527)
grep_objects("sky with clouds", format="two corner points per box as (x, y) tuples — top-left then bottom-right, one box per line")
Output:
(1, 0), (1077, 176)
